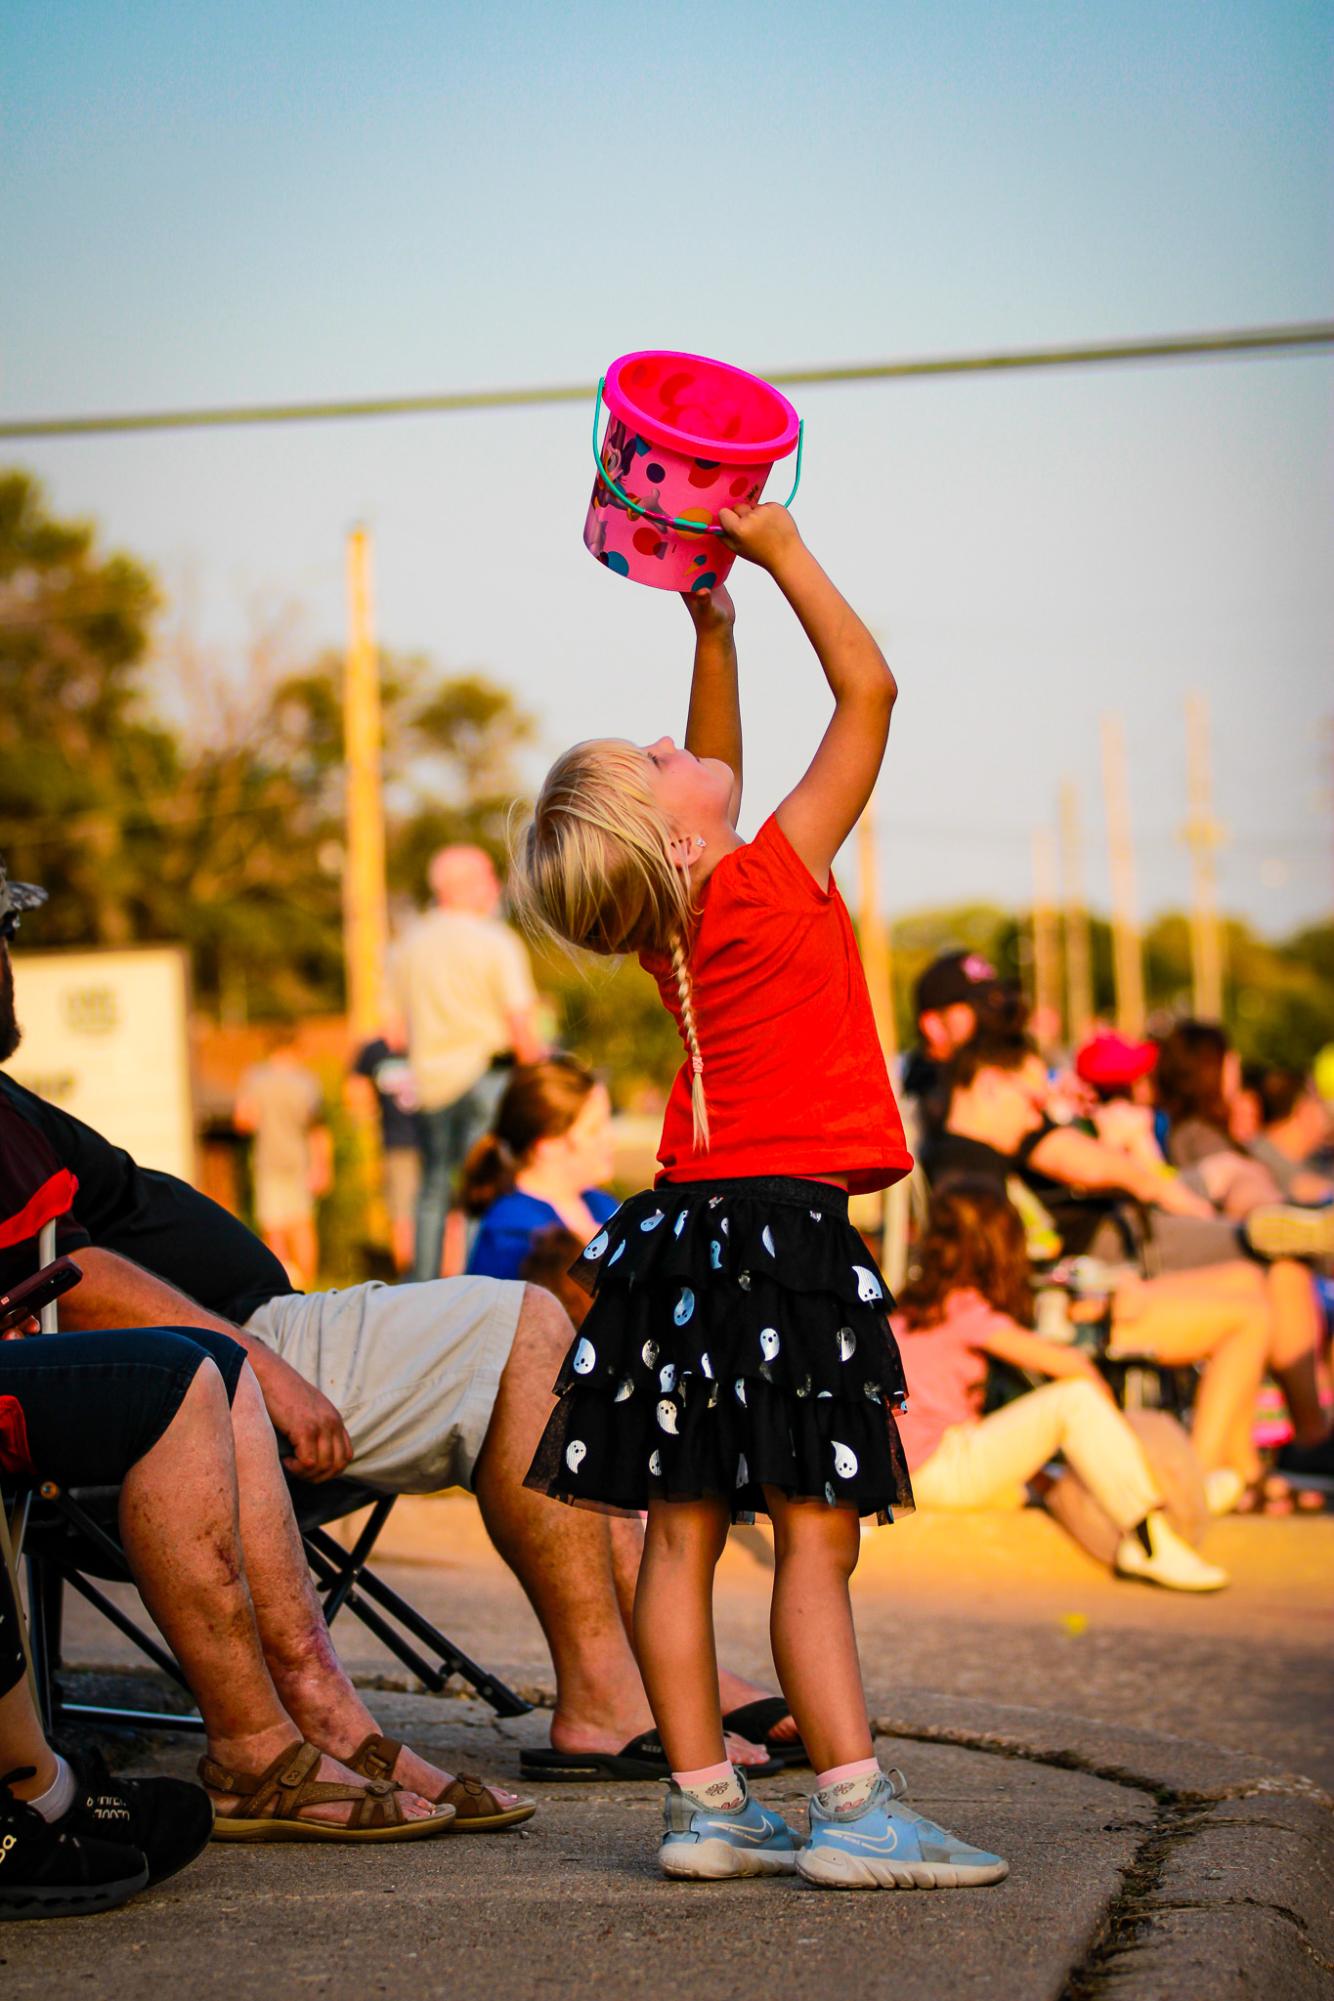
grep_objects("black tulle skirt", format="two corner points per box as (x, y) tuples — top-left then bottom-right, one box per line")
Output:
(523, 1176), (915, 1526)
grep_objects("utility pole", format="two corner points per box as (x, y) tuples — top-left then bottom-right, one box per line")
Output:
(856, 798), (909, 1288)
(1182, 693), (1225, 1018)
(857, 802), (897, 1059)
(1100, 714), (1146, 1035)
(1030, 827), (1062, 1049)
(343, 526), (390, 1041)
(1059, 780), (1094, 1046)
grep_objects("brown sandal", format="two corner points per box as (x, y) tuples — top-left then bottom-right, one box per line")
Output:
(348, 1734), (537, 1833)
(202, 1739), (455, 1843)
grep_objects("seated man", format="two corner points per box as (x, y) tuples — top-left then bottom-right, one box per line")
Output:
(921, 1032), (1329, 1478)
(0, 866), (789, 1779)
(0, 1024), (500, 1836)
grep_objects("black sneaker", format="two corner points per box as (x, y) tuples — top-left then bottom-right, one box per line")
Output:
(64, 1746), (213, 1887)
(0, 1767), (148, 1921)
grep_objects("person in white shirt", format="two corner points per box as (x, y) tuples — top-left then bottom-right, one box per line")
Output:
(392, 846), (544, 1281)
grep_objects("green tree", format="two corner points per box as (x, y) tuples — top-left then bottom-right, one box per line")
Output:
(0, 470), (175, 944)
(0, 471), (536, 1017)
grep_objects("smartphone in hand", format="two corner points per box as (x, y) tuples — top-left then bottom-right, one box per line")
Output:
(0, 1257), (83, 1335)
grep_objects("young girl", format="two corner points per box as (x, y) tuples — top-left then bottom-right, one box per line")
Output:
(893, 1184), (1228, 1590)
(512, 504), (1007, 1891)
(462, 1057), (618, 1282)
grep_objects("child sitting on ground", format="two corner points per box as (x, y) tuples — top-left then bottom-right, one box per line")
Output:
(893, 1183), (1228, 1590)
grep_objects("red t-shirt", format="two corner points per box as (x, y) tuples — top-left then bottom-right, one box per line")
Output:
(641, 814), (912, 1193)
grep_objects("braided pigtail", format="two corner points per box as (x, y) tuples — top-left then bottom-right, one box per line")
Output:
(669, 928), (709, 1152)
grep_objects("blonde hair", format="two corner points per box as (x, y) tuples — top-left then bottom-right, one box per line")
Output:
(510, 739), (710, 1149)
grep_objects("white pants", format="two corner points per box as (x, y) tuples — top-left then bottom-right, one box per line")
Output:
(912, 1379), (1160, 1533)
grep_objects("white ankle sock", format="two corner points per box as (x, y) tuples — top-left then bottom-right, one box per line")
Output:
(30, 1754), (77, 1824)
(815, 1756), (881, 1818)
(673, 1760), (745, 1813)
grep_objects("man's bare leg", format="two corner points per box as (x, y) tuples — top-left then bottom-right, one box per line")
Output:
(221, 1362), (522, 1807)
(473, 1287), (785, 1761)
(119, 1359), (435, 1825)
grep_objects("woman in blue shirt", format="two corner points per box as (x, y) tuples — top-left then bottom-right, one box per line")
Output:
(464, 1056), (619, 1281)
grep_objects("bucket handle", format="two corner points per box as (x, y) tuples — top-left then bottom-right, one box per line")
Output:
(590, 376), (803, 536)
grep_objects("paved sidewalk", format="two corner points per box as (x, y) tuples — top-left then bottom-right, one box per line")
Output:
(11, 1501), (1332, 1998)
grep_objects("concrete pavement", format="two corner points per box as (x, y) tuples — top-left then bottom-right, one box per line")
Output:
(7, 1499), (1332, 1998)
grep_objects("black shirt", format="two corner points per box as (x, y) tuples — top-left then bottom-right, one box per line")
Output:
(350, 1038), (421, 1152)
(0, 1074), (295, 1326)
(0, 1093), (88, 1294)
(921, 1118), (1126, 1258)
(918, 1127), (1012, 1196)
(900, 1046), (949, 1139)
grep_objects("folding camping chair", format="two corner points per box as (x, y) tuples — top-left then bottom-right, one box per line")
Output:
(6, 1222), (532, 1734)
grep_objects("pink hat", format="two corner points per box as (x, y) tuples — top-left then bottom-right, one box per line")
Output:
(1075, 1031), (1158, 1090)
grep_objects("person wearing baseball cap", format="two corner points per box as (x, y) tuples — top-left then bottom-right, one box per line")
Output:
(1072, 1030), (1165, 1179)
(901, 950), (1021, 1140)
(1074, 1030), (1158, 1097)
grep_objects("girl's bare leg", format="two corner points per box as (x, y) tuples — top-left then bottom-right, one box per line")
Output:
(766, 1489), (874, 1776)
(633, 1497), (731, 1771)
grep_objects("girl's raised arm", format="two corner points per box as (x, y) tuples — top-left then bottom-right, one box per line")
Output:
(720, 505), (895, 886)
(680, 584), (742, 826)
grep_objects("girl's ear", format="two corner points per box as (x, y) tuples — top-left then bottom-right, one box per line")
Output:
(666, 834), (697, 874)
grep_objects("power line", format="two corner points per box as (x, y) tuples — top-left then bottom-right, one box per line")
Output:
(1, 322), (1330, 442)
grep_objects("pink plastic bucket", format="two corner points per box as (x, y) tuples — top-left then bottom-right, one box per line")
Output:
(584, 350), (802, 592)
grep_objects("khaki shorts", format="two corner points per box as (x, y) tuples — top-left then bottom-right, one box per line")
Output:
(245, 1276), (525, 1492)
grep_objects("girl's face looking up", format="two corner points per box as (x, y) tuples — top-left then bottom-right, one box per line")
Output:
(641, 737), (733, 836)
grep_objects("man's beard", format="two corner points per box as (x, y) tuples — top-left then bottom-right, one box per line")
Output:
(0, 947), (21, 1062)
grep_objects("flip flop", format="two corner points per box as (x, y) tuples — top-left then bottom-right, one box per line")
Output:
(519, 1731), (782, 1784)
(722, 1698), (809, 1770)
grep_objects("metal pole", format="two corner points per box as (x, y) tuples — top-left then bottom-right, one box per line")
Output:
(1101, 714), (1146, 1035)
(343, 527), (389, 1041)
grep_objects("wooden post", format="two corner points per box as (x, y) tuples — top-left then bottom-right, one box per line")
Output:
(1100, 714), (1146, 1035)
(1182, 693), (1225, 1018)
(857, 804), (897, 1059)
(1031, 827), (1062, 1048)
(856, 798), (909, 1288)
(343, 527), (390, 1041)
(1059, 780), (1094, 1046)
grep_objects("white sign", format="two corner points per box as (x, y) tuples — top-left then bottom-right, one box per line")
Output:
(4, 946), (196, 1182)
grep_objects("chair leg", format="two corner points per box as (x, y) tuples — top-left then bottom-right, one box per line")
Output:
(302, 1521), (532, 1719)
(24, 1557), (62, 1733)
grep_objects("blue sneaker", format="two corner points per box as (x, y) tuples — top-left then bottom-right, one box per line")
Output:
(659, 1772), (800, 1880)
(798, 1768), (1008, 1890)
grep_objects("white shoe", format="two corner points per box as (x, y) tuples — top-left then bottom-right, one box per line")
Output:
(1203, 1468), (1245, 1518)
(1115, 1512), (1228, 1592)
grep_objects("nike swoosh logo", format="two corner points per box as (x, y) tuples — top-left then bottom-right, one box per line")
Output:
(696, 1819), (773, 1843)
(820, 1826), (902, 1853)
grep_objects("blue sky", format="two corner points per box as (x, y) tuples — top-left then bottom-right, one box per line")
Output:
(3, 1), (1331, 933)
